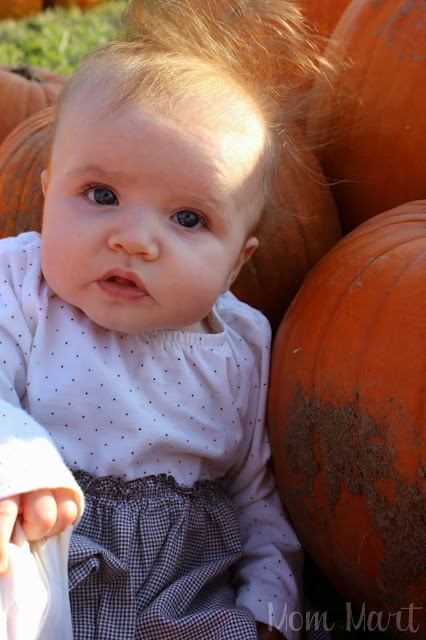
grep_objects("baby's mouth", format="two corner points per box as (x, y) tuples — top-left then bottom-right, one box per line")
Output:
(108, 276), (138, 288)
(98, 269), (150, 300)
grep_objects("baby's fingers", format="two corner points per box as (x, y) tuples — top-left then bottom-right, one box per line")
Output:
(46, 487), (79, 537)
(0, 488), (79, 573)
(21, 489), (58, 542)
(22, 487), (78, 541)
(0, 495), (19, 574)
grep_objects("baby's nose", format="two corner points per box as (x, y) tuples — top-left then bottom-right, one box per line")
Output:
(107, 217), (160, 260)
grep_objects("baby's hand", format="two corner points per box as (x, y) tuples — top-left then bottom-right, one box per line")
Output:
(0, 488), (78, 574)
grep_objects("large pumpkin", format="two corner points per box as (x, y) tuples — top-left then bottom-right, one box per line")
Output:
(306, 0), (426, 233)
(0, 65), (66, 145)
(268, 201), (426, 637)
(0, 0), (42, 20)
(0, 107), (342, 332)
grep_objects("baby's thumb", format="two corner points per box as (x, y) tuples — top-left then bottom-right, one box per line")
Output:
(0, 495), (19, 574)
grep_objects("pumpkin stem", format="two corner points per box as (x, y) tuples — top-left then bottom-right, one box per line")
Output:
(9, 64), (44, 84)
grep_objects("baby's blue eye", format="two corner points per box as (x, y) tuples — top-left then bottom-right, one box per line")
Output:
(174, 210), (202, 229)
(89, 188), (117, 206)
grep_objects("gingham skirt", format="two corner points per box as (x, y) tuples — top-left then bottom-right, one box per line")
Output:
(68, 470), (258, 640)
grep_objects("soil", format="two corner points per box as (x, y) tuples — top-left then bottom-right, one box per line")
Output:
(281, 390), (426, 619)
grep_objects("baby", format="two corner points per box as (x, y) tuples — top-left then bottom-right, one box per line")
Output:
(0, 1), (334, 637)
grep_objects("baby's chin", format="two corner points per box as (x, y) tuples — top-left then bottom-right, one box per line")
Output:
(83, 312), (154, 335)
(48, 287), (211, 335)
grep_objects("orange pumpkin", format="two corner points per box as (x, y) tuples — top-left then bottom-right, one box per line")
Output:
(233, 142), (342, 332)
(0, 0), (43, 20)
(268, 201), (426, 637)
(0, 64), (66, 146)
(0, 108), (341, 331)
(306, 0), (426, 233)
(0, 108), (52, 238)
(49, 0), (104, 8)
(300, 0), (350, 36)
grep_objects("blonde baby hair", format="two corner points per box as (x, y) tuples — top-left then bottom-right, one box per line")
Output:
(47, 0), (339, 224)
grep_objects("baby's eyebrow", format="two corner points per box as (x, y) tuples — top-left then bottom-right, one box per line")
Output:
(65, 164), (127, 181)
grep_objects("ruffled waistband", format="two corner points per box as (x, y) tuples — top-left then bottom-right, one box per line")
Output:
(72, 469), (226, 502)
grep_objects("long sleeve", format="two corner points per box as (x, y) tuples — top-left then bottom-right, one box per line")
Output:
(0, 233), (84, 515)
(221, 301), (303, 638)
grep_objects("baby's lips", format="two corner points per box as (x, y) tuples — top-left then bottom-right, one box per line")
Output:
(100, 267), (149, 295)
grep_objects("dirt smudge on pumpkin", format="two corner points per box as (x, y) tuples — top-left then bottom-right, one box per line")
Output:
(282, 388), (426, 612)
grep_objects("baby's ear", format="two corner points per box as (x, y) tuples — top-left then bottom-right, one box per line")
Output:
(222, 236), (259, 293)
(41, 170), (49, 196)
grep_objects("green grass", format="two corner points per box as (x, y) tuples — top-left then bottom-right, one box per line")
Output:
(0, 0), (128, 75)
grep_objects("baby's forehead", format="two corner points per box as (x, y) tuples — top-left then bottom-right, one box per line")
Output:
(60, 59), (264, 133)
(57, 75), (266, 178)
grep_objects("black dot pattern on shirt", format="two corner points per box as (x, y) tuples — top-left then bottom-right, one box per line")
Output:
(0, 232), (298, 619)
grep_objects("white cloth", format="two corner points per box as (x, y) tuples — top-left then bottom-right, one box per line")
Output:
(0, 232), (303, 635)
(0, 522), (74, 640)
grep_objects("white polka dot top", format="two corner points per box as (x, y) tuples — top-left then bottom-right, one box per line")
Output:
(0, 232), (302, 634)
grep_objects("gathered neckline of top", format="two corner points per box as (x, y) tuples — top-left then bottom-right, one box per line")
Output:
(136, 307), (226, 347)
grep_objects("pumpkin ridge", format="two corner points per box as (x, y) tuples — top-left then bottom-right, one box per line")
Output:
(309, 256), (379, 398)
(22, 151), (45, 211)
(351, 243), (426, 401)
(336, 220), (426, 256)
(309, 235), (426, 402)
(0, 66), (65, 146)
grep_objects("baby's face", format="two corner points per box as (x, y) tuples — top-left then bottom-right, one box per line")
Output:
(40, 85), (264, 333)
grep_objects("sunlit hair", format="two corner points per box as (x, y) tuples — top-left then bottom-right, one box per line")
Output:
(46, 0), (339, 226)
